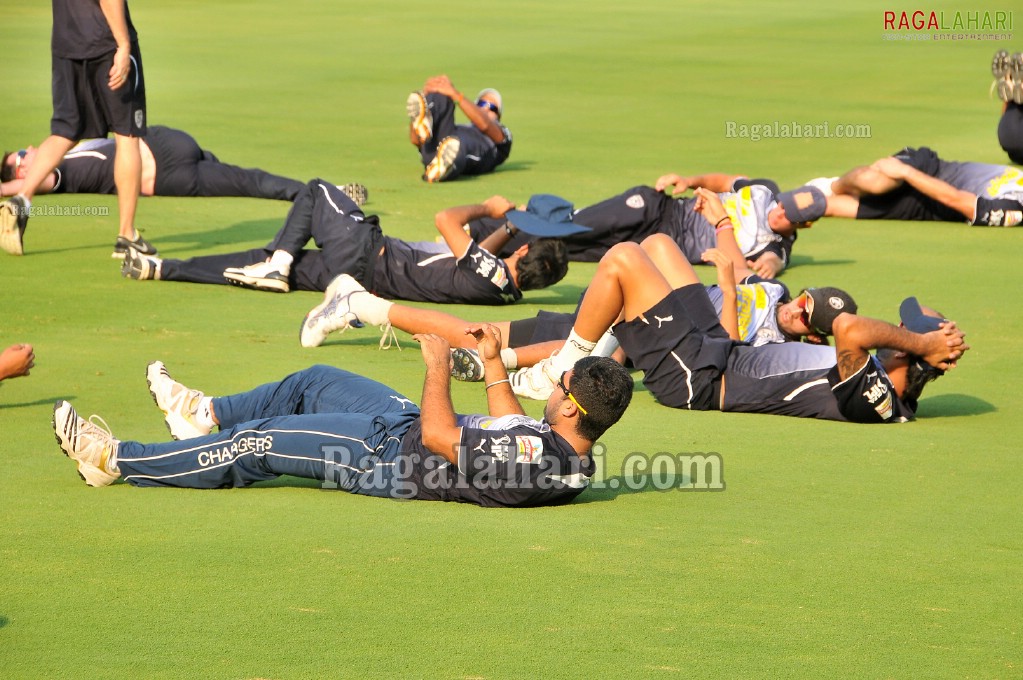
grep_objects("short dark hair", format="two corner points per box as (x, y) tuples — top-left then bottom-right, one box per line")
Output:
(876, 349), (943, 412)
(515, 238), (568, 291)
(567, 356), (633, 441)
(901, 358), (944, 412)
(0, 152), (14, 183)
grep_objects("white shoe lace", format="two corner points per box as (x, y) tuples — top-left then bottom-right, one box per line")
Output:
(378, 322), (401, 351)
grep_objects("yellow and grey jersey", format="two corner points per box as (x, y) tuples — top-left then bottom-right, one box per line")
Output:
(705, 281), (788, 346)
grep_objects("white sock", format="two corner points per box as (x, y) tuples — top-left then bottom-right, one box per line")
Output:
(269, 250), (294, 271)
(195, 397), (216, 431)
(16, 194), (31, 209)
(552, 330), (596, 374)
(347, 290), (393, 326)
(500, 348), (518, 369)
(592, 329), (620, 357)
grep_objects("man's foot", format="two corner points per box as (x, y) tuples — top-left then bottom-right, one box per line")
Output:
(121, 246), (162, 280)
(423, 136), (460, 183)
(0, 196), (30, 256)
(993, 50), (1023, 104)
(113, 232), (158, 260)
(339, 183), (369, 207)
(52, 401), (121, 487)
(407, 91), (433, 144)
(146, 361), (212, 440)
(510, 355), (559, 401)
(223, 259), (291, 293)
(805, 176), (838, 197)
(299, 274), (367, 348)
(993, 49), (1011, 78)
(451, 348), (485, 382)
(1011, 52), (1023, 105)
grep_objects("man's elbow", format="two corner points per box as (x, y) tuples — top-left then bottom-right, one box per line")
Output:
(830, 312), (860, 342)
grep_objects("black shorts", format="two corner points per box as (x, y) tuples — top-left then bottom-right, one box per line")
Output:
(613, 284), (735, 410)
(855, 146), (963, 222)
(50, 43), (147, 140)
(998, 104), (1023, 165)
(507, 311), (577, 348)
(828, 356), (914, 423)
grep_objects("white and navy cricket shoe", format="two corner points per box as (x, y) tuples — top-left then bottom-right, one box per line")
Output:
(423, 136), (460, 183)
(121, 246), (162, 280)
(509, 354), (560, 401)
(407, 91), (433, 144)
(299, 274), (367, 348)
(146, 361), (212, 440)
(0, 195), (30, 256)
(451, 348), (485, 382)
(52, 401), (121, 487)
(223, 259), (291, 293)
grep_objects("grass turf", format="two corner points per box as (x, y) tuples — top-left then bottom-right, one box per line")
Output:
(2, 0), (1021, 677)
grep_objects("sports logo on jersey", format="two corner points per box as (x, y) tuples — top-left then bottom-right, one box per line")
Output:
(515, 436), (544, 464)
(490, 434), (513, 462)
(982, 208), (1023, 227)
(474, 253), (496, 278)
(626, 194), (645, 209)
(862, 377), (893, 420)
(490, 265), (509, 289)
(134, 110), (144, 129)
(654, 314), (673, 329)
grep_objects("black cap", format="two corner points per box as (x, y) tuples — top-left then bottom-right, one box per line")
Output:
(803, 287), (858, 335)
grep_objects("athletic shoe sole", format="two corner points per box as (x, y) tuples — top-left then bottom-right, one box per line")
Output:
(0, 197), (29, 256)
(451, 348), (485, 382)
(424, 137), (460, 183)
(223, 270), (290, 293)
(406, 91), (432, 144)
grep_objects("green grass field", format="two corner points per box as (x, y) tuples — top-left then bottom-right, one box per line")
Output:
(2, 1), (1021, 677)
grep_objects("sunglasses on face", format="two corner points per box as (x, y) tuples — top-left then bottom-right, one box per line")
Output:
(796, 294), (813, 330)
(14, 149), (27, 177)
(557, 371), (588, 415)
(476, 99), (500, 116)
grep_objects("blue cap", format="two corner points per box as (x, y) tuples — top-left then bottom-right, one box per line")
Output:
(506, 194), (592, 237)
(899, 297), (945, 333)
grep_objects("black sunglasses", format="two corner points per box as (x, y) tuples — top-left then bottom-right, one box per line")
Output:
(557, 371), (588, 415)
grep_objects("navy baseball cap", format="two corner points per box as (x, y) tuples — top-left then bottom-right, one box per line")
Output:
(506, 195), (592, 237)
(802, 287), (858, 335)
(899, 297), (945, 333)
(777, 186), (827, 224)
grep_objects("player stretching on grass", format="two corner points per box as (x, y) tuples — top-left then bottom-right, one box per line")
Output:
(121, 180), (569, 307)
(406, 75), (511, 183)
(492, 194), (969, 421)
(51, 325), (633, 508)
(810, 146), (1023, 227)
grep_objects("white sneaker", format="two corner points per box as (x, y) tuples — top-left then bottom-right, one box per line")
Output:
(299, 274), (367, 348)
(52, 401), (121, 487)
(407, 91), (433, 144)
(223, 259), (290, 293)
(121, 246), (162, 280)
(0, 196), (29, 256)
(424, 136), (460, 183)
(805, 177), (838, 197)
(510, 355), (559, 400)
(146, 361), (211, 440)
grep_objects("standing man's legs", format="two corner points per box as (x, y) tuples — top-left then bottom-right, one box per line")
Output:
(113, 133), (141, 241)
